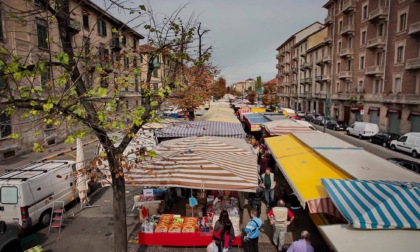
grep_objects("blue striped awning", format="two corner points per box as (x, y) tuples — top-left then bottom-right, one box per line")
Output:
(155, 121), (246, 139)
(321, 179), (420, 229)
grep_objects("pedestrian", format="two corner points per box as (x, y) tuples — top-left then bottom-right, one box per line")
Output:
(259, 153), (268, 175)
(267, 200), (295, 252)
(243, 208), (262, 252)
(248, 184), (265, 217)
(261, 168), (275, 207)
(289, 193), (302, 228)
(287, 230), (314, 252)
(213, 210), (235, 252)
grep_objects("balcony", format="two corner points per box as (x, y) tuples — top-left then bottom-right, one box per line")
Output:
(325, 14), (334, 25)
(276, 74), (281, 78)
(303, 62), (312, 69)
(304, 78), (313, 84)
(367, 36), (386, 49)
(68, 19), (81, 34)
(340, 48), (354, 58)
(285, 48), (291, 53)
(406, 58), (420, 70)
(302, 93), (312, 99)
(323, 54), (332, 63)
(315, 76), (323, 83)
(291, 80), (298, 86)
(292, 55), (299, 61)
(340, 24), (355, 36)
(299, 78), (306, 84)
(364, 93), (384, 102)
(408, 21), (420, 36)
(368, 6), (387, 22)
(276, 54), (281, 59)
(365, 65), (384, 76)
(316, 58), (324, 66)
(342, 0), (356, 13)
(383, 93), (420, 105)
(300, 51), (307, 58)
(324, 35), (333, 44)
(322, 74), (332, 82)
(292, 67), (298, 73)
(284, 70), (290, 76)
(339, 71), (352, 79)
(111, 38), (122, 51)
(314, 91), (327, 99)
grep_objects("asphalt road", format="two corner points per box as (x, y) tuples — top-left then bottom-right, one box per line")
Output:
(311, 123), (420, 162)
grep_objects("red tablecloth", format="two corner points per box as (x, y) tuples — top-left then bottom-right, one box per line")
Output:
(138, 231), (242, 247)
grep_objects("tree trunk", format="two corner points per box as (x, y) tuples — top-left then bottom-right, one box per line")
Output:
(188, 109), (195, 121)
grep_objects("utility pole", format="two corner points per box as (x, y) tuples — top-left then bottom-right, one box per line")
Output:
(323, 93), (330, 133)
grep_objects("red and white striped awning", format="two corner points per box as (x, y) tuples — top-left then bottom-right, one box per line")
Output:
(125, 136), (259, 192)
(307, 197), (343, 218)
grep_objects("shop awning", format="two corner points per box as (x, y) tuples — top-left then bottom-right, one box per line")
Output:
(143, 118), (181, 129)
(318, 224), (420, 252)
(155, 121), (246, 139)
(322, 179), (420, 229)
(265, 135), (351, 217)
(262, 120), (314, 136)
(125, 136), (258, 192)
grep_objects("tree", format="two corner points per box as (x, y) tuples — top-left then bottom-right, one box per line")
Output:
(255, 76), (263, 93)
(247, 91), (257, 104)
(213, 76), (226, 100)
(261, 80), (278, 108)
(0, 1), (210, 251)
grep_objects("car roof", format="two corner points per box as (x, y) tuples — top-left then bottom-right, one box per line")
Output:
(387, 158), (419, 164)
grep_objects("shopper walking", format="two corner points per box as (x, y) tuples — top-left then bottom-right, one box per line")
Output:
(249, 185), (265, 217)
(243, 209), (262, 252)
(268, 200), (295, 252)
(213, 210), (235, 252)
(287, 230), (314, 252)
(261, 168), (276, 207)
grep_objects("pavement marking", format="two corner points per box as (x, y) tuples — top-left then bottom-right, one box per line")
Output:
(68, 153), (77, 159)
(128, 240), (138, 244)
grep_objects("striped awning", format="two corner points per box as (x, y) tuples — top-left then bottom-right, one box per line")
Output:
(322, 179), (420, 229)
(155, 121), (246, 139)
(262, 120), (314, 135)
(125, 136), (259, 192)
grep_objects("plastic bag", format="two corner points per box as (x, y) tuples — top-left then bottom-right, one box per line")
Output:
(207, 241), (218, 252)
(189, 196), (198, 207)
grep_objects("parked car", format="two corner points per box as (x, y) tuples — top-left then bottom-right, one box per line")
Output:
(369, 132), (400, 147)
(326, 120), (347, 131)
(289, 115), (302, 120)
(0, 221), (23, 252)
(0, 160), (78, 229)
(304, 113), (317, 122)
(387, 158), (420, 174)
(313, 116), (324, 125)
(390, 132), (420, 158)
(346, 122), (379, 139)
(296, 111), (306, 117)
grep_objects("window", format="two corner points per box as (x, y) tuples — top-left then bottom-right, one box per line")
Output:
(361, 31), (366, 45)
(360, 56), (365, 70)
(394, 77), (402, 93)
(140, 54), (143, 63)
(122, 36), (126, 47)
(339, 21), (343, 32)
(378, 23), (385, 36)
(374, 79), (381, 94)
(0, 113), (11, 138)
(399, 13), (407, 32)
(348, 37), (353, 48)
(0, 186), (18, 204)
(37, 21), (48, 49)
(153, 68), (158, 78)
(348, 13), (354, 25)
(338, 42), (342, 53)
(132, 38), (137, 49)
(376, 51), (383, 65)
(99, 43), (105, 60)
(153, 83), (158, 90)
(133, 56), (137, 68)
(97, 19), (107, 36)
(124, 56), (129, 69)
(83, 37), (90, 57)
(83, 13), (89, 29)
(396, 46), (404, 63)
(347, 59), (352, 71)
(337, 62), (341, 73)
(40, 66), (51, 87)
(362, 5), (368, 20)
(0, 12), (3, 39)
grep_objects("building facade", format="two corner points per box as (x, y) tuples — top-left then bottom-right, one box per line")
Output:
(0, 0), (144, 159)
(245, 78), (256, 91)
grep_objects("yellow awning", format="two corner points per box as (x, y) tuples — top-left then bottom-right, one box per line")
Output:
(251, 107), (266, 113)
(265, 135), (351, 215)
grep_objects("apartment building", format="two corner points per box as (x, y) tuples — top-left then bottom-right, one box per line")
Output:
(276, 22), (325, 109)
(0, 0), (143, 159)
(323, 0), (420, 134)
(245, 78), (256, 91)
(232, 82), (246, 93)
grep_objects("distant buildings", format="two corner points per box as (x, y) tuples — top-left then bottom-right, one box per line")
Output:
(276, 0), (420, 134)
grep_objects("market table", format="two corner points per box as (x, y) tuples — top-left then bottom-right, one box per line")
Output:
(138, 231), (242, 247)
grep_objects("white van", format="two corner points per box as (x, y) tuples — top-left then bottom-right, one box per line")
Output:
(390, 132), (420, 158)
(0, 160), (77, 229)
(346, 122), (379, 139)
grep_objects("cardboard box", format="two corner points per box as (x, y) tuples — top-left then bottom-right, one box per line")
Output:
(186, 204), (203, 217)
(141, 222), (155, 233)
(139, 202), (161, 222)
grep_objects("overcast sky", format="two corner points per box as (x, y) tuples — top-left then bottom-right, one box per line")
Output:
(97, 0), (326, 85)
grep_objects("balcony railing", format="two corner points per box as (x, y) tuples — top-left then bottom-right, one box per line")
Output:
(299, 79), (306, 84)
(340, 24), (355, 36)
(302, 62), (312, 69)
(342, 0), (356, 13)
(291, 80), (298, 85)
(340, 48), (354, 57)
(406, 58), (420, 70)
(364, 93), (384, 102)
(323, 54), (332, 63)
(316, 58), (324, 66)
(330, 93), (362, 101)
(315, 76), (323, 82)
(276, 64), (280, 69)
(339, 71), (352, 79)
(408, 21), (420, 36)
(292, 67), (298, 73)
(304, 78), (313, 84)
(367, 36), (386, 49)
(365, 65), (384, 75)
(325, 14), (334, 25)
(368, 6), (387, 22)
(276, 74), (281, 78)
(322, 74), (332, 82)
(292, 55), (299, 61)
(383, 93), (420, 105)
(302, 93), (312, 99)
(314, 91), (327, 99)
(324, 35), (333, 44)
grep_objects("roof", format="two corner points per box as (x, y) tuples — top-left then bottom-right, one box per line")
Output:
(79, 0), (144, 39)
(246, 78), (255, 81)
(263, 78), (278, 86)
(323, 0), (335, 9)
(138, 44), (157, 53)
(276, 21), (323, 50)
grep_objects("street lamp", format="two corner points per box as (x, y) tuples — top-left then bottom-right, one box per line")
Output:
(323, 93), (330, 133)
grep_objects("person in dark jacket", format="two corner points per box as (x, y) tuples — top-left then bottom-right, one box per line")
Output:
(249, 185), (265, 217)
(213, 210), (235, 252)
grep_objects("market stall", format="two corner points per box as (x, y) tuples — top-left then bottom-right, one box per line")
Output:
(261, 120), (315, 136)
(125, 136), (258, 247)
(243, 113), (270, 132)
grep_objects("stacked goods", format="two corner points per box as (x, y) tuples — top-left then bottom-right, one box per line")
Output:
(168, 217), (184, 233)
(182, 217), (198, 233)
(155, 214), (173, 233)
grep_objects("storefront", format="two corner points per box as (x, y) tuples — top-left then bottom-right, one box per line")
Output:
(368, 107), (380, 124)
(386, 109), (401, 134)
(408, 111), (420, 132)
